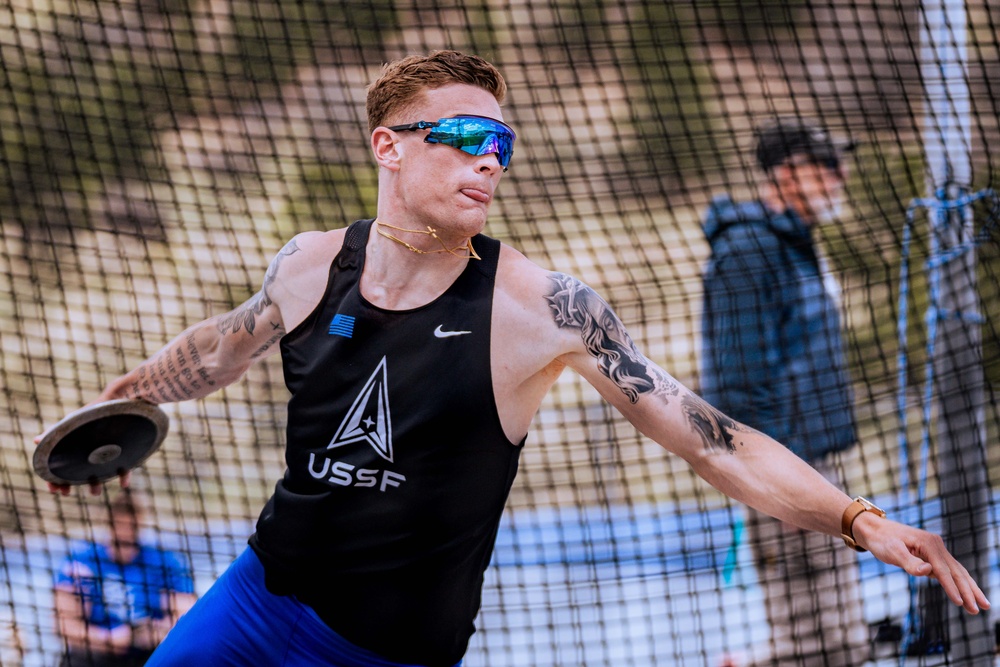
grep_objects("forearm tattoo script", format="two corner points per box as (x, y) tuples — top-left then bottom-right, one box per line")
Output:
(123, 332), (215, 403)
(121, 241), (301, 403)
(545, 273), (752, 454)
(217, 238), (300, 336)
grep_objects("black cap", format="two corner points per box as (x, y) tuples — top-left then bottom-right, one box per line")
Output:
(754, 117), (854, 172)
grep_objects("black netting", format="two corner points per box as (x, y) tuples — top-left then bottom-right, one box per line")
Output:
(1, 1), (997, 665)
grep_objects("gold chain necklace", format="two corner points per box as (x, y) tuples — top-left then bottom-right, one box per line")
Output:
(375, 220), (481, 260)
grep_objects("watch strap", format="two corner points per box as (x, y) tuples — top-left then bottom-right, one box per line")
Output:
(841, 496), (885, 552)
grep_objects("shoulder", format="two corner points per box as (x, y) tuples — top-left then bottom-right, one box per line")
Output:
(136, 544), (191, 570)
(706, 214), (790, 283)
(494, 244), (610, 353)
(66, 539), (102, 560)
(261, 227), (351, 332)
(56, 542), (102, 578)
(495, 243), (549, 292)
(711, 218), (785, 256)
(268, 228), (347, 296)
(272, 229), (347, 276)
(495, 244), (594, 311)
(703, 197), (782, 249)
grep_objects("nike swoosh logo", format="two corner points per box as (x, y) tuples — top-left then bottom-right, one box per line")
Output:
(434, 325), (472, 338)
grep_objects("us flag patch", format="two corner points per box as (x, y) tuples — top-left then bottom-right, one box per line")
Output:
(328, 314), (356, 338)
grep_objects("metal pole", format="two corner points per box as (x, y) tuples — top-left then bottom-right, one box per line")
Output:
(918, 0), (992, 663)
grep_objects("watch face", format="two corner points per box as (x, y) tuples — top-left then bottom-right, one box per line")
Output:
(856, 496), (886, 517)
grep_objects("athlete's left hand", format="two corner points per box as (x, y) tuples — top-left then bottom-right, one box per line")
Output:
(852, 512), (990, 614)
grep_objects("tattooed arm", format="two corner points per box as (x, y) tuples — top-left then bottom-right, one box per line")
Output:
(533, 270), (987, 613)
(40, 231), (343, 496)
(502, 269), (844, 531)
(546, 272), (847, 527)
(97, 238), (303, 405)
(79, 230), (343, 409)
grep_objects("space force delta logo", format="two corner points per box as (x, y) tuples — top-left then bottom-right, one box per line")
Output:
(307, 356), (406, 492)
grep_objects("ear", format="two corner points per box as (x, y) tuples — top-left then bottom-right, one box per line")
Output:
(768, 162), (793, 184)
(371, 127), (402, 172)
(758, 166), (794, 212)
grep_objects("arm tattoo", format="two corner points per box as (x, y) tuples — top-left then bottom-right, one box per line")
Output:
(681, 392), (759, 454)
(545, 273), (679, 403)
(217, 239), (301, 336)
(544, 273), (752, 455)
(249, 321), (286, 359)
(123, 332), (216, 403)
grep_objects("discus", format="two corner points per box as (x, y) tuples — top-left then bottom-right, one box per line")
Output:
(33, 399), (169, 486)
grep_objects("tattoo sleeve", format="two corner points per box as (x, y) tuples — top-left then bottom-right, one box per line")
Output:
(119, 239), (301, 404)
(545, 273), (678, 403)
(217, 238), (300, 336)
(545, 273), (756, 455)
(680, 393), (760, 454)
(249, 321), (286, 359)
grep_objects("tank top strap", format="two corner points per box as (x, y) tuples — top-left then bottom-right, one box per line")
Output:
(334, 219), (374, 272)
(344, 218), (374, 251)
(467, 233), (500, 281)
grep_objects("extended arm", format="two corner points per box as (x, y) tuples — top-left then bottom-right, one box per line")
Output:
(41, 231), (338, 494)
(543, 272), (988, 615)
(98, 237), (302, 406)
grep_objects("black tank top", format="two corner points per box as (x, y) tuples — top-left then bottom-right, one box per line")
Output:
(249, 219), (523, 666)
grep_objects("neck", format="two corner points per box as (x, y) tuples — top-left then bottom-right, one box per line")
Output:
(111, 543), (139, 563)
(374, 220), (481, 260)
(362, 224), (473, 311)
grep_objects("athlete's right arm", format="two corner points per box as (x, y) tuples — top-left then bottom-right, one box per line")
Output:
(41, 230), (343, 494)
(98, 233), (330, 405)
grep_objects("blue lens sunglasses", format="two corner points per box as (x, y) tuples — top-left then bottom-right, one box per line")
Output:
(387, 115), (516, 171)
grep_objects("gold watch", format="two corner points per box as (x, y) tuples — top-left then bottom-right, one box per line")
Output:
(841, 496), (886, 552)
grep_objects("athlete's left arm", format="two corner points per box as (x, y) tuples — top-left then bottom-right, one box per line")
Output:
(543, 271), (988, 615)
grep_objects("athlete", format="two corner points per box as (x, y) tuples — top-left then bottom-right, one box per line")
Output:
(43, 50), (988, 667)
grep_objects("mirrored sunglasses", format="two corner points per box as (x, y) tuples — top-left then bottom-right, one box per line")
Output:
(388, 115), (516, 171)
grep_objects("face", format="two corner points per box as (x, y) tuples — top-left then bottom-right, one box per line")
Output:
(373, 83), (508, 241)
(775, 158), (847, 226)
(110, 507), (140, 552)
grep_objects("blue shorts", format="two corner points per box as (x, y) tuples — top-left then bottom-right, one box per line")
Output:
(146, 547), (461, 667)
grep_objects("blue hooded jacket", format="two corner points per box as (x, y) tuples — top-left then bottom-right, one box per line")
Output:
(700, 194), (856, 461)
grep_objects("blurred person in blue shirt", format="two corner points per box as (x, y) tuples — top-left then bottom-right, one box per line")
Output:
(702, 118), (867, 667)
(53, 490), (197, 667)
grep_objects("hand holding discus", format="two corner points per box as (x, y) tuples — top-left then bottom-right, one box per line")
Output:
(34, 399), (169, 495)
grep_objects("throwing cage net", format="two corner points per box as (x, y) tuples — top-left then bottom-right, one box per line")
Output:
(1, 0), (998, 665)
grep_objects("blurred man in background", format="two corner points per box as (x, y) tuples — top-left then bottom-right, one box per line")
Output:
(701, 117), (867, 666)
